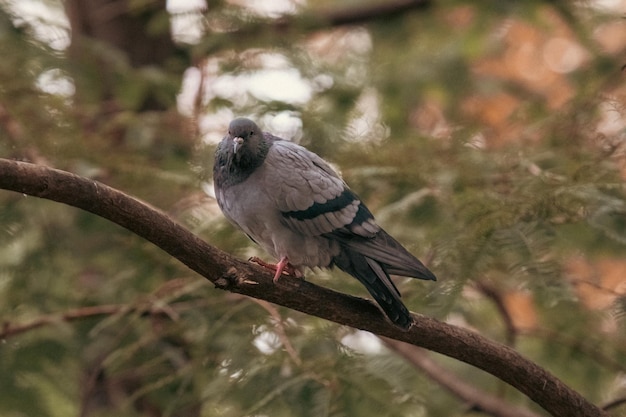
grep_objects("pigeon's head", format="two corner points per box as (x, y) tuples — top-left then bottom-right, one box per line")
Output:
(227, 117), (263, 157)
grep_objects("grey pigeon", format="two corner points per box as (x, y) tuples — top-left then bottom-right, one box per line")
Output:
(213, 117), (436, 329)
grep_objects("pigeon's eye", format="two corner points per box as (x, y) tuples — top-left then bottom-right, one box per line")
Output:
(250, 130), (254, 135)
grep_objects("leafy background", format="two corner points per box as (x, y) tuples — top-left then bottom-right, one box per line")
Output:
(0, 0), (625, 416)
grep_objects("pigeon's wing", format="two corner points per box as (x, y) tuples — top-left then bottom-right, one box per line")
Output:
(265, 140), (435, 281)
(264, 140), (379, 238)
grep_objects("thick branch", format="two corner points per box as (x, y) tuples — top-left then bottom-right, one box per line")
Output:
(0, 158), (607, 417)
(200, 0), (431, 54)
(283, 0), (431, 29)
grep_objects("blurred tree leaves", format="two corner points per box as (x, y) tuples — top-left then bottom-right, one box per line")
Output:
(1, 0), (626, 416)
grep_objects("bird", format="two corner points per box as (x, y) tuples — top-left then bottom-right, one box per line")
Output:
(213, 117), (436, 329)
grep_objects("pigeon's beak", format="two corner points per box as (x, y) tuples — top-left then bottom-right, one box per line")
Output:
(233, 137), (244, 154)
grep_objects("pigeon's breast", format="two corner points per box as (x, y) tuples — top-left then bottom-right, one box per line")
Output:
(219, 168), (340, 269)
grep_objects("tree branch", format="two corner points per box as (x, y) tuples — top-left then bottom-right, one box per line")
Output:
(288, 0), (431, 29)
(200, 0), (431, 54)
(382, 338), (541, 417)
(0, 158), (607, 417)
(1, 304), (125, 339)
(0, 282), (210, 339)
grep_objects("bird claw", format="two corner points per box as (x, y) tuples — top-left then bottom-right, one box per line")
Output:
(248, 256), (302, 283)
(248, 256), (276, 271)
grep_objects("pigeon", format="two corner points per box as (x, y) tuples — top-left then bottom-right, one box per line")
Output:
(213, 117), (436, 329)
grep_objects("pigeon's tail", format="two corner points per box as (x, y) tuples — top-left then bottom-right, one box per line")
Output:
(333, 247), (413, 330)
(332, 229), (436, 282)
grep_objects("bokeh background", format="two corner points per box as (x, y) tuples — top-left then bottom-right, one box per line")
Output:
(0, 0), (625, 416)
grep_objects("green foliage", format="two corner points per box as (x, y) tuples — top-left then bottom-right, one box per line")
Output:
(1, 1), (626, 416)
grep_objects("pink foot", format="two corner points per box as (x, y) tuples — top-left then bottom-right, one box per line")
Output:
(273, 256), (290, 283)
(249, 256), (301, 283)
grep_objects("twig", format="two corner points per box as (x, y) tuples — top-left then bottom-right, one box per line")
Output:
(251, 299), (302, 366)
(474, 281), (518, 346)
(602, 396), (626, 412)
(2, 304), (124, 339)
(519, 327), (626, 373)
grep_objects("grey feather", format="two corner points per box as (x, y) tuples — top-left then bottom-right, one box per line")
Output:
(213, 117), (436, 329)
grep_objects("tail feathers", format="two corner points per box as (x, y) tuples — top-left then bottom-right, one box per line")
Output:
(332, 229), (436, 282)
(334, 248), (413, 330)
